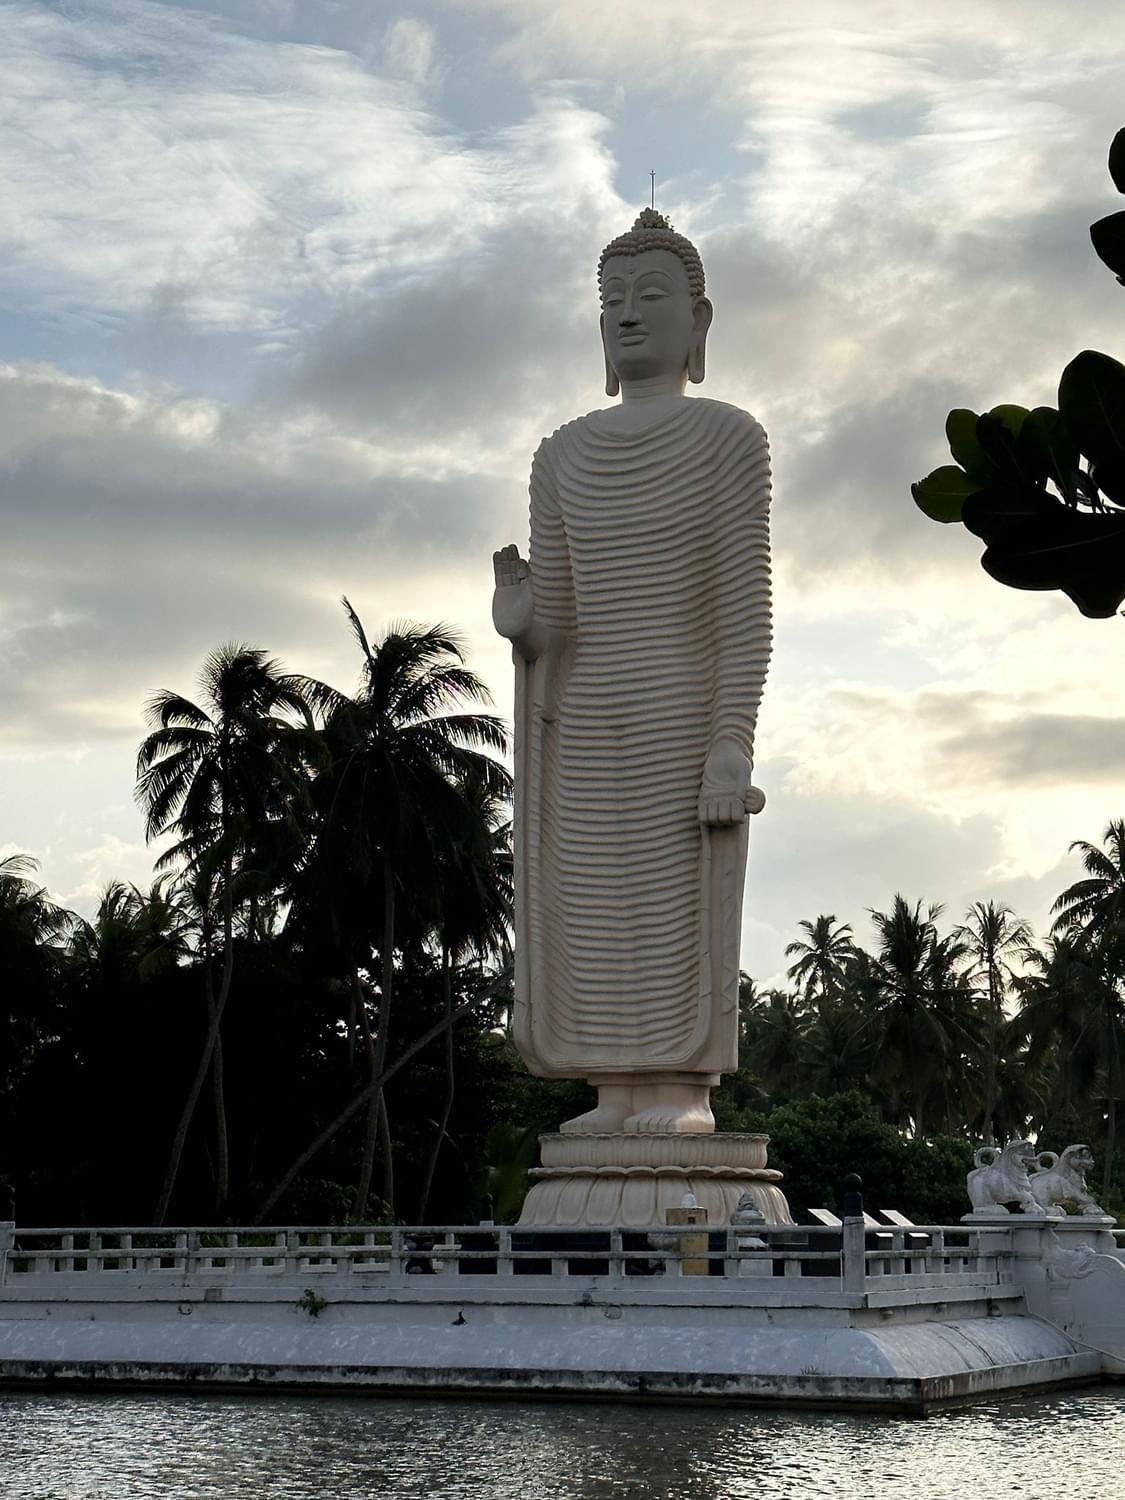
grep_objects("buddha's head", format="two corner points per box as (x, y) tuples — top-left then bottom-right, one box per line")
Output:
(598, 209), (712, 397)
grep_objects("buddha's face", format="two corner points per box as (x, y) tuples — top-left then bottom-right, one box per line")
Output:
(600, 248), (708, 386)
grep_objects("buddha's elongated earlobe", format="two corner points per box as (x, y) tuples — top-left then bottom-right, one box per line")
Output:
(689, 296), (713, 385)
(600, 314), (620, 397)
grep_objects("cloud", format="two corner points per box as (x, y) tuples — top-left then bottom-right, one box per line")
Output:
(0, 360), (520, 749)
(940, 712), (1125, 788)
(5, 0), (1125, 964)
(0, 1), (495, 338)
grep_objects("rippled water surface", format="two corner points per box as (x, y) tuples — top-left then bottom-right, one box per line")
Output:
(2, 1388), (1122, 1498)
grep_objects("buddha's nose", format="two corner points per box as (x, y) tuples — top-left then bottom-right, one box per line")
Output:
(620, 286), (641, 324)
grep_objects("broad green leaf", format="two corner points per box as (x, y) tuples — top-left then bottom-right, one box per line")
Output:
(964, 487), (1125, 618)
(976, 410), (1030, 488)
(1090, 211), (1125, 282)
(945, 408), (990, 478)
(1019, 406), (1077, 497)
(911, 465), (981, 523)
(985, 404), (1030, 439)
(1058, 349), (1125, 477)
(1110, 126), (1125, 195)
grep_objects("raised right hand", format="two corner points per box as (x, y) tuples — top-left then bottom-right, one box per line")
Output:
(492, 543), (536, 642)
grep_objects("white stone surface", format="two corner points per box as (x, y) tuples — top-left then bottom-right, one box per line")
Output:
(519, 1131), (791, 1228)
(965, 1140), (1049, 1215)
(6, 1216), (1125, 1405)
(1028, 1144), (1107, 1216)
(492, 210), (771, 1138)
(0, 1289), (1098, 1411)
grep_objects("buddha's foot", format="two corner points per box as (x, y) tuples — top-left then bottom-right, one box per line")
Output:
(624, 1083), (715, 1134)
(559, 1084), (633, 1134)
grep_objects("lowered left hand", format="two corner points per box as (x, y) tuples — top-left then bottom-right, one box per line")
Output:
(698, 738), (765, 826)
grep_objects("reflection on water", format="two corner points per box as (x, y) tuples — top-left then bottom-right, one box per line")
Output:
(1, 1387), (1123, 1499)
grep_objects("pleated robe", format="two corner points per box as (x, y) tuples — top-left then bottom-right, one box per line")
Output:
(511, 397), (771, 1079)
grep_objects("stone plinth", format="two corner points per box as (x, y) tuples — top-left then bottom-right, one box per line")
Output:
(518, 1133), (793, 1229)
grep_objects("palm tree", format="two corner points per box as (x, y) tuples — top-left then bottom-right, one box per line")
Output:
(0, 854), (73, 949)
(864, 896), (975, 1138)
(802, 1002), (867, 1097)
(302, 602), (509, 1218)
(0, 854), (74, 1094)
(1015, 929), (1125, 1195)
(785, 914), (855, 1012)
(136, 644), (317, 1222)
(924, 928), (982, 1136)
(743, 988), (810, 1100)
(1052, 819), (1125, 938)
(416, 779), (513, 1222)
(68, 878), (194, 996)
(955, 901), (1032, 1144)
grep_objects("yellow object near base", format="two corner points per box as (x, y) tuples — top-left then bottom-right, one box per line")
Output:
(665, 1205), (708, 1275)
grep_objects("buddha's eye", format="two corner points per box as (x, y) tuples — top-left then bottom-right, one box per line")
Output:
(640, 289), (668, 301)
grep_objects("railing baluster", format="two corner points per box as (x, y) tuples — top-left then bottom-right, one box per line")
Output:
(841, 1218), (866, 1293)
(609, 1230), (624, 1282)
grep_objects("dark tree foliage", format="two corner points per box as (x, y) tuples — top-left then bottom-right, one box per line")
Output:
(913, 128), (1125, 618)
(4, 626), (1125, 1225)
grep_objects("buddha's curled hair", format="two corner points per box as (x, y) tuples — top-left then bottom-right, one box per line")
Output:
(598, 209), (705, 299)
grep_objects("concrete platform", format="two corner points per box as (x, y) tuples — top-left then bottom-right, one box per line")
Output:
(0, 1278), (1102, 1414)
(1, 1218), (1120, 1413)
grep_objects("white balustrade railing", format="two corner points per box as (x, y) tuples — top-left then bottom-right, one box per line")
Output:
(0, 1220), (1004, 1294)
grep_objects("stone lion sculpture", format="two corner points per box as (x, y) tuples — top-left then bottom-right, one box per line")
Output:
(1028, 1144), (1105, 1217)
(966, 1139), (1046, 1214)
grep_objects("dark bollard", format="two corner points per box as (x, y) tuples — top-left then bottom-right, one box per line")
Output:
(842, 1173), (864, 1219)
(841, 1174), (866, 1292)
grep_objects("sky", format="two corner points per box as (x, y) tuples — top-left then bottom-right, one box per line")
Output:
(2, 0), (1124, 980)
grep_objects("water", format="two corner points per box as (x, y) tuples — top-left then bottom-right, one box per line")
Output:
(1, 1388), (1122, 1498)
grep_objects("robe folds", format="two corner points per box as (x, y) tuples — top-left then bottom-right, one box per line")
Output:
(512, 397), (772, 1079)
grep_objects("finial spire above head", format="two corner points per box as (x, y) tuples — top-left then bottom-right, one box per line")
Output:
(598, 209), (706, 299)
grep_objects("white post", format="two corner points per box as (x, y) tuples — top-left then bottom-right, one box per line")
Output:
(609, 1229), (624, 1282)
(842, 1218), (866, 1294)
(0, 1220), (13, 1287)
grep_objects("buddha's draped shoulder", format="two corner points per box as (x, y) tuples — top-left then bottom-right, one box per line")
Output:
(531, 398), (769, 503)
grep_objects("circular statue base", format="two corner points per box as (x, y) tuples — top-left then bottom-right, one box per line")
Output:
(518, 1132), (793, 1229)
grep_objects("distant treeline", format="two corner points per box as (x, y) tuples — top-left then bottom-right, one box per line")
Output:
(2, 608), (1123, 1226)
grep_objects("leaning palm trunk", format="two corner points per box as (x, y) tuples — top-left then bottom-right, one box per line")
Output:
(211, 859), (234, 1214)
(210, 1028), (230, 1216)
(354, 857), (397, 1218)
(1106, 1093), (1117, 1199)
(378, 1091), (394, 1217)
(153, 879), (236, 1225)
(1105, 1014), (1121, 1199)
(252, 974), (504, 1224)
(909, 1031), (925, 1140)
(417, 940), (455, 1222)
(353, 978), (380, 1217)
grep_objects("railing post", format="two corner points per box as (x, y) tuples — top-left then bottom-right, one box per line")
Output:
(927, 1228), (945, 1276)
(841, 1173), (866, 1294)
(498, 1226), (513, 1276)
(890, 1228), (906, 1276)
(723, 1227), (738, 1279)
(609, 1229), (624, 1282)
(0, 1220), (13, 1288)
